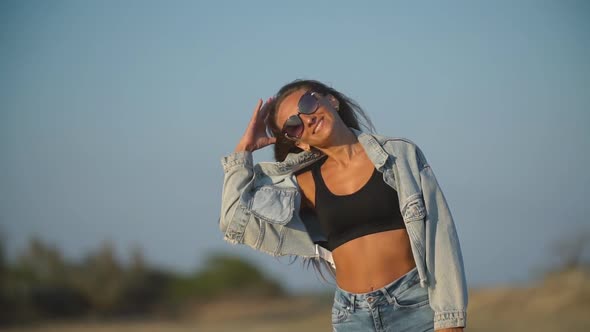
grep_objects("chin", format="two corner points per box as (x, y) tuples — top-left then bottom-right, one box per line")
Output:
(313, 127), (335, 147)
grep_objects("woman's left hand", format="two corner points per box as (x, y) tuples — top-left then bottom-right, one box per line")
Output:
(436, 328), (463, 332)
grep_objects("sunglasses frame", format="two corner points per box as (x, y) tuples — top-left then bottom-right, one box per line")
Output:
(281, 91), (321, 141)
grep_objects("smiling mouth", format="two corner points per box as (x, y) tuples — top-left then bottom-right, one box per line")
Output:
(313, 117), (324, 134)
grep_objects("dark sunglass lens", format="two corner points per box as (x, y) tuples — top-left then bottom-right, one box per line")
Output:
(298, 92), (318, 114)
(283, 116), (304, 139)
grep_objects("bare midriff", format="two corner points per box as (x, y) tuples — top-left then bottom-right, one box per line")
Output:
(332, 228), (416, 293)
(294, 153), (417, 294)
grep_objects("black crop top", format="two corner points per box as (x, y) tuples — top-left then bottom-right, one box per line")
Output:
(311, 157), (406, 250)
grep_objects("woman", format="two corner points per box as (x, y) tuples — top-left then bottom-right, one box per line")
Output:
(219, 79), (467, 331)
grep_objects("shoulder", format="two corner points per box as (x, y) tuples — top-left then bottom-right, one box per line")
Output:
(363, 132), (429, 168)
(371, 132), (420, 149)
(295, 169), (315, 208)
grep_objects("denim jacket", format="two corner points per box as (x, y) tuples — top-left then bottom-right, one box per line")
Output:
(219, 129), (468, 330)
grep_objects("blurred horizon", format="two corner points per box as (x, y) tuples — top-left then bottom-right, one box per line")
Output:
(1, 0), (589, 293)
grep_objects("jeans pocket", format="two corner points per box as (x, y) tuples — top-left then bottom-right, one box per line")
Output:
(393, 282), (430, 309)
(331, 301), (351, 324)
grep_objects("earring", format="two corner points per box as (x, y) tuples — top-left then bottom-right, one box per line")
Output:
(329, 96), (339, 110)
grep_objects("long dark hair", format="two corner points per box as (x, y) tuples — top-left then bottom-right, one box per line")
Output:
(266, 79), (375, 162)
(266, 79), (375, 282)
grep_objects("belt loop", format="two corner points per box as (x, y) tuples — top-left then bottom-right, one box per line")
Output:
(351, 294), (356, 313)
(382, 288), (395, 305)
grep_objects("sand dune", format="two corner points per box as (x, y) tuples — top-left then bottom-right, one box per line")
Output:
(5, 268), (589, 332)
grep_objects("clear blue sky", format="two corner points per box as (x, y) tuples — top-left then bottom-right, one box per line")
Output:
(1, 0), (589, 291)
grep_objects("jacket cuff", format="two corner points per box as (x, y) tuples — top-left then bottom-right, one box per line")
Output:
(433, 310), (466, 330)
(221, 151), (253, 172)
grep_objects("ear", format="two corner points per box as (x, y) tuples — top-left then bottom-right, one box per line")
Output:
(295, 141), (312, 152)
(327, 94), (340, 111)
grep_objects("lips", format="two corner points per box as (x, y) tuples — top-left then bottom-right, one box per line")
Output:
(313, 117), (324, 134)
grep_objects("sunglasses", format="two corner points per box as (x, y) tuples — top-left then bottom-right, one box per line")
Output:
(281, 91), (321, 141)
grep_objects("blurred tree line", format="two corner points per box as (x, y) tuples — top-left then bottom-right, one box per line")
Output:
(0, 236), (284, 325)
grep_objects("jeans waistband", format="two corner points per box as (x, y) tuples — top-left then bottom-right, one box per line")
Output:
(334, 267), (420, 309)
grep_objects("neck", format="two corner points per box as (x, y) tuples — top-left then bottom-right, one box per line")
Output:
(315, 127), (363, 167)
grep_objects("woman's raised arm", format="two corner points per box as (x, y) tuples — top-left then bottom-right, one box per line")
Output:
(235, 98), (276, 152)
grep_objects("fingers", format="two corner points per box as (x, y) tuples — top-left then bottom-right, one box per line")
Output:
(258, 97), (274, 120)
(248, 99), (264, 125)
(239, 97), (277, 152)
(254, 97), (273, 115)
(254, 98), (263, 114)
(250, 97), (273, 119)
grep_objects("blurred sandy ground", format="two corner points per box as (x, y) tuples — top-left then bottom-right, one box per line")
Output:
(5, 268), (590, 332)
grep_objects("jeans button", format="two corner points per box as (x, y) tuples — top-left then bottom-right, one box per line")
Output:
(367, 297), (374, 303)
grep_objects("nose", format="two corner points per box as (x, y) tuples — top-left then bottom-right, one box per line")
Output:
(299, 113), (317, 128)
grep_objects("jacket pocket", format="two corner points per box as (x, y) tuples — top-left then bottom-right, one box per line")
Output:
(401, 196), (427, 267)
(249, 186), (297, 225)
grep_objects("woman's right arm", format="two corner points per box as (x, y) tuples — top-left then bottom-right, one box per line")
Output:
(219, 98), (276, 237)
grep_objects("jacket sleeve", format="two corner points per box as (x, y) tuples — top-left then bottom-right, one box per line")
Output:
(417, 148), (468, 330)
(219, 151), (255, 242)
(219, 151), (313, 258)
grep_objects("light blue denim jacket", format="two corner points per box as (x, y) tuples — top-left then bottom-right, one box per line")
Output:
(219, 129), (468, 330)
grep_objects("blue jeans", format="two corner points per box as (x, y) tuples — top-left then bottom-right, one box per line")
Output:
(332, 267), (435, 332)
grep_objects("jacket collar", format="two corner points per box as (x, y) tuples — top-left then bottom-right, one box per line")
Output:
(353, 128), (389, 169)
(257, 128), (389, 176)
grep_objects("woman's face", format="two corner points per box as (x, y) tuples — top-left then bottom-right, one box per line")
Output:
(274, 88), (340, 148)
